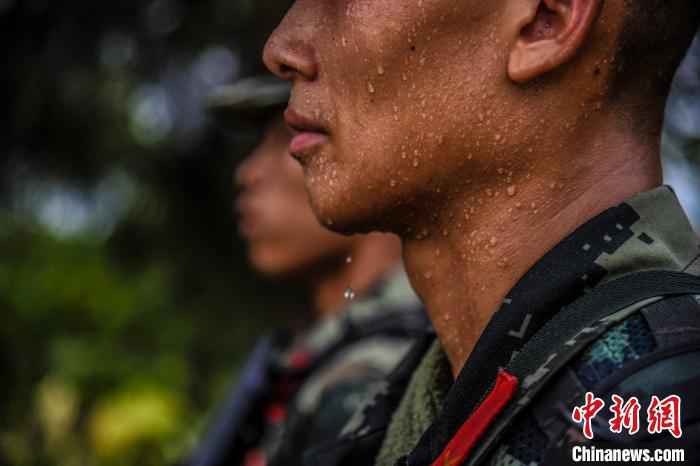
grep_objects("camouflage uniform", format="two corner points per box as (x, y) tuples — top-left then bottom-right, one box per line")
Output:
(309, 186), (700, 466)
(187, 269), (428, 466)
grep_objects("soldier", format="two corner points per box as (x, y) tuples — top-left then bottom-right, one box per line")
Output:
(264, 1), (700, 465)
(186, 76), (427, 466)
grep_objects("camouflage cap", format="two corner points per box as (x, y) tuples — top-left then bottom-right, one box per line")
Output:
(207, 75), (291, 129)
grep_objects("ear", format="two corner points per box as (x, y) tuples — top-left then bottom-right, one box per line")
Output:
(508, 0), (602, 83)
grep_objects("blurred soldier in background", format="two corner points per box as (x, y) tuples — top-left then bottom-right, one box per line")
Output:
(185, 76), (427, 466)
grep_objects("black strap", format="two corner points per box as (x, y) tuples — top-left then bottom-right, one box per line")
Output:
(187, 335), (276, 466)
(468, 270), (700, 466)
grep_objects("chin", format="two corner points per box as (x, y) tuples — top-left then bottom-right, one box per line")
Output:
(303, 151), (413, 235)
(307, 186), (395, 237)
(247, 249), (287, 278)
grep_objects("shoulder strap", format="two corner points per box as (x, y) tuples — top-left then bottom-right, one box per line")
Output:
(188, 335), (277, 466)
(302, 302), (429, 377)
(467, 270), (700, 466)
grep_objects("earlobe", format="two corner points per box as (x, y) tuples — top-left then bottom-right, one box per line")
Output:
(508, 0), (602, 83)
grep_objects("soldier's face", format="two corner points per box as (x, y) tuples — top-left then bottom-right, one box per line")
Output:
(264, 0), (517, 234)
(236, 116), (354, 277)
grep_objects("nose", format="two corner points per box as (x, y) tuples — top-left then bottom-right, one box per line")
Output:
(263, 9), (319, 82)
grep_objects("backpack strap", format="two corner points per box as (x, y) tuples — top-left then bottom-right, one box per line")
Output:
(466, 270), (700, 466)
(293, 301), (428, 382)
(188, 335), (277, 466)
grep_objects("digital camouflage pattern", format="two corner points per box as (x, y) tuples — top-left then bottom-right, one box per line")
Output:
(309, 186), (700, 466)
(187, 269), (427, 466)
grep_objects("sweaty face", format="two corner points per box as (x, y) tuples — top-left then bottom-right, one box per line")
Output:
(236, 115), (354, 277)
(265, 0), (526, 234)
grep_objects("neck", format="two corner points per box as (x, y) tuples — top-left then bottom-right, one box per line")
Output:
(311, 233), (403, 318)
(402, 122), (662, 377)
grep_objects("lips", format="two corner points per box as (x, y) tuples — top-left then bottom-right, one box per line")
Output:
(284, 108), (329, 160)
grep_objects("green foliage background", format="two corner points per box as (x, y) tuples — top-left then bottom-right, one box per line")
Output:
(1, 1), (300, 465)
(0, 2), (697, 466)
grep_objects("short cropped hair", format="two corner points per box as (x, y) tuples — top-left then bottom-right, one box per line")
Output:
(611, 1), (700, 102)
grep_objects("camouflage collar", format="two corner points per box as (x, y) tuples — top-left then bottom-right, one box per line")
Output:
(405, 186), (700, 465)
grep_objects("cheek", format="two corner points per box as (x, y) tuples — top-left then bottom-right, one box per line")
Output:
(309, 0), (512, 228)
(327, 0), (498, 118)
(327, 2), (500, 165)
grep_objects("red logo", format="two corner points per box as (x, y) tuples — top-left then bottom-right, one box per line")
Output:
(572, 393), (683, 440)
(647, 395), (683, 439)
(609, 394), (641, 435)
(572, 392), (606, 440)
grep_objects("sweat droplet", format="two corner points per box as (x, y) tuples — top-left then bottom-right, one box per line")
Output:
(377, 64), (385, 75)
(346, 256), (353, 264)
(390, 179), (397, 187)
(507, 186), (517, 197)
(344, 288), (356, 301)
(367, 81), (375, 94)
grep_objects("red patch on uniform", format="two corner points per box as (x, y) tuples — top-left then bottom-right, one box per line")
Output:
(430, 370), (519, 466)
(243, 448), (267, 466)
(288, 350), (312, 369)
(266, 402), (288, 424)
